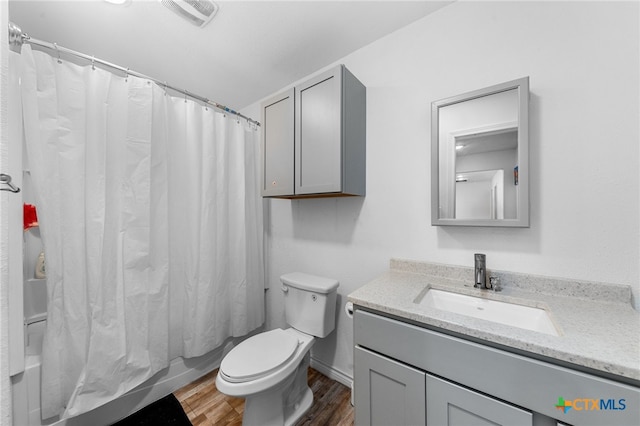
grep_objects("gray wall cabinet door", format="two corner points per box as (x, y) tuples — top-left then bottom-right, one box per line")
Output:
(354, 346), (426, 426)
(261, 88), (294, 197)
(426, 374), (533, 426)
(295, 66), (343, 195)
(261, 64), (365, 198)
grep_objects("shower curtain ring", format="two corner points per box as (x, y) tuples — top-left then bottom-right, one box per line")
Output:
(91, 55), (95, 70)
(184, 90), (188, 103)
(54, 43), (62, 64)
(125, 68), (129, 82)
(204, 99), (209, 111)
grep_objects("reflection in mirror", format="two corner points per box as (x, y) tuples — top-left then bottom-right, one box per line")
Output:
(454, 123), (517, 220)
(456, 169), (505, 220)
(431, 77), (529, 227)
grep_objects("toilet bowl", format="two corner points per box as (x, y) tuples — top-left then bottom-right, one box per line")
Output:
(216, 272), (339, 426)
(216, 328), (315, 426)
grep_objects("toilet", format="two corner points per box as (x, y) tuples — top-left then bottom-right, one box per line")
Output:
(216, 272), (339, 426)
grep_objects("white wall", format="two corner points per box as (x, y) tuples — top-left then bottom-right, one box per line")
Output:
(245, 1), (640, 381)
(1, 2), (13, 424)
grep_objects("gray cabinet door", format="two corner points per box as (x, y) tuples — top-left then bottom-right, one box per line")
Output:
(261, 88), (294, 197)
(262, 65), (365, 198)
(295, 66), (343, 195)
(426, 374), (533, 426)
(355, 346), (426, 426)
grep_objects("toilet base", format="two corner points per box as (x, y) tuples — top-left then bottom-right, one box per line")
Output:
(242, 352), (313, 426)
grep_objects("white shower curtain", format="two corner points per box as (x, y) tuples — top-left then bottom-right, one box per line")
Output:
(18, 45), (264, 419)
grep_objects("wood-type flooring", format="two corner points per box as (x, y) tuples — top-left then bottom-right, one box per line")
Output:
(174, 367), (354, 426)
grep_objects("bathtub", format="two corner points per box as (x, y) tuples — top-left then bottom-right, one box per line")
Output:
(13, 276), (52, 426)
(12, 320), (51, 426)
(13, 279), (241, 426)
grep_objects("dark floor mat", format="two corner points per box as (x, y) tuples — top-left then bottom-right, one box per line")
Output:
(111, 394), (192, 426)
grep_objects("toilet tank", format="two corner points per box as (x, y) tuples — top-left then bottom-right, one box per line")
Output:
(281, 272), (339, 338)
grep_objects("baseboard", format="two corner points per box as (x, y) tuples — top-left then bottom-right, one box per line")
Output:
(309, 357), (353, 389)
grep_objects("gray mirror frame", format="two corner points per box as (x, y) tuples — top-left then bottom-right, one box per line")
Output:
(431, 77), (530, 227)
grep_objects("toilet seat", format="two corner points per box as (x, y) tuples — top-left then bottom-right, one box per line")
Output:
(220, 329), (300, 383)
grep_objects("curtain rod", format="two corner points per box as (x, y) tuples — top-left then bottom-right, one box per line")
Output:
(8, 22), (260, 127)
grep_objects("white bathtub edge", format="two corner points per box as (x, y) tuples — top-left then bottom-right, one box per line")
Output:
(14, 326), (263, 425)
(53, 347), (225, 426)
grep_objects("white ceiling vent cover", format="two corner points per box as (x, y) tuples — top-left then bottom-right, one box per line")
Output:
(160, 0), (219, 27)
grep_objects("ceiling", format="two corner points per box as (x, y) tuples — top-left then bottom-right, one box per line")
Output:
(8, 0), (452, 113)
(456, 130), (518, 157)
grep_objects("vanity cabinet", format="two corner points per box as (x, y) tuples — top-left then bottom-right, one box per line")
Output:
(426, 374), (532, 425)
(260, 64), (366, 198)
(354, 347), (426, 426)
(355, 345), (531, 426)
(353, 309), (639, 426)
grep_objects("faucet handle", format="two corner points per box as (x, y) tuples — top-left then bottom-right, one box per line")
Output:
(489, 276), (502, 292)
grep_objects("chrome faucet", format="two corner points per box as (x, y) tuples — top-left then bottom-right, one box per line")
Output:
(474, 253), (487, 289)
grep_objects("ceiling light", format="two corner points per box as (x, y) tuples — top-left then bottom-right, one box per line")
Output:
(104, 0), (131, 5)
(160, 0), (219, 28)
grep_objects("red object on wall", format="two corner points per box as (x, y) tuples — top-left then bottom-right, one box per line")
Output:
(24, 203), (38, 230)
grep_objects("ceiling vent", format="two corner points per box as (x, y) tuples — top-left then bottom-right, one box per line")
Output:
(160, 0), (219, 28)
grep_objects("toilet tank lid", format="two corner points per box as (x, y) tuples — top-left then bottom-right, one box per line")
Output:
(280, 272), (339, 294)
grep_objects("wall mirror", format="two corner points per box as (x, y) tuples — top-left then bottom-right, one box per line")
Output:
(431, 77), (529, 227)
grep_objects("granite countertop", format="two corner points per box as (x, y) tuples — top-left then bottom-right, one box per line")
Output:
(348, 259), (640, 382)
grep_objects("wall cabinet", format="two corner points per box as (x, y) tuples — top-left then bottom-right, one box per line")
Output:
(262, 88), (295, 197)
(353, 309), (640, 426)
(261, 64), (366, 198)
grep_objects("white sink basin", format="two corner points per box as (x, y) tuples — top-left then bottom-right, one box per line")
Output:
(417, 288), (559, 336)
